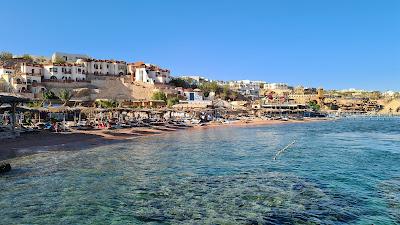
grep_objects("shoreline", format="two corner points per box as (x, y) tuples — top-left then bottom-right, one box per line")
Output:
(0, 118), (327, 161)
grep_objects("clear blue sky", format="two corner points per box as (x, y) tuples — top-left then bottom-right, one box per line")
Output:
(1, 0), (399, 91)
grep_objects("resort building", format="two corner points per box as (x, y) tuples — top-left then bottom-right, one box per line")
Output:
(128, 62), (171, 84)
(261, 83), (293, 99)
(183, 88), (204, 101)
(288, 87), (323, 104)
(0, 64), (46, 97)
(20, 63), (43, 76)
(0, 66), (15, 76)
(287, 93), (317, 104)
(43, 63), (87, 82)
(264, 83), (290, 90)
(52, 52), (90, 63)
(76, 59), (127, 76)
(0, 73), (45, 98)
(229, 80), (264, 100)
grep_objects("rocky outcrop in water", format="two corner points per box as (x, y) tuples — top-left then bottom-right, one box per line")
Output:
(0, 163), (11, 174)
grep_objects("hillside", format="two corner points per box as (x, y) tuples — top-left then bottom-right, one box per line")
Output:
(43, 76), (157, 101)
(378, 98), (400, 114)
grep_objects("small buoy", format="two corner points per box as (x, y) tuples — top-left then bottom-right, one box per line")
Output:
(0, 163), (11, 174)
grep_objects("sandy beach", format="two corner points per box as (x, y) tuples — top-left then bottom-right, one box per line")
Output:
(0, 119), (323, 161)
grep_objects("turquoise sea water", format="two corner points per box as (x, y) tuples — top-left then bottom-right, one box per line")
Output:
(1, 119), (400, 224)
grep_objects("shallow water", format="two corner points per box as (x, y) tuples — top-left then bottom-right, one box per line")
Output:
(1, 119), (400, 224)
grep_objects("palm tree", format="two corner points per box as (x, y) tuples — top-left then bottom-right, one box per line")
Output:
(58, 89), (72, 106)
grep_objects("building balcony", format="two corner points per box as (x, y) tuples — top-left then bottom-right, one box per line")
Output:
(42, 79), (90, 83)
(21, 72), (42, 76)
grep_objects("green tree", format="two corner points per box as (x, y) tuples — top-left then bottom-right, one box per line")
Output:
(167, 97), (180, 107)
(151, 91), (167, 102)
(170, 78), (188, 88)
(199, 81), (221, 96)
(308, 101), (321, 111)
(0, 51), (13, 61)
(58, 89), (73, 106)
(27, 101), (43, 108)
(21, 54), (33, 61)
(96, 99), (118, 108)
(42, 90), (58, 100)
(169, 78), (199, 89)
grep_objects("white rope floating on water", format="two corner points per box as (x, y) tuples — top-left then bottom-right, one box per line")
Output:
(273, 140), (296, 160)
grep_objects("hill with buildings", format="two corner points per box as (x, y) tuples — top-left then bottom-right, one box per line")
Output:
(1, 51), (399, 115)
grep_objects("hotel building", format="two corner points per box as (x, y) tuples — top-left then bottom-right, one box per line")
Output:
(43, 63), (87, 82)
(77, 59), (127, 76)
(128, 62), (171, 84)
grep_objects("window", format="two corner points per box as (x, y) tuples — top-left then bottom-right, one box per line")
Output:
(49, 68), (53, 72)
(53, 68), (58, 73)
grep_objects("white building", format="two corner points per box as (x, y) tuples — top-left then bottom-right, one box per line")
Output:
(43, 63), (87, 82)
(128, 62), (171, 84)
(52, 52), (90, 63)
(180, 75), (209, 84)
(183, 88), (204, 101)
(264, 83), (290, 90)
(0, 66), (15, 76)
(229, 80), (264, 99)
(1, 64), (45, 96)
(20, 63), (42, 76)
(383, 91), (398, 97)
(77, 59), (127, 76)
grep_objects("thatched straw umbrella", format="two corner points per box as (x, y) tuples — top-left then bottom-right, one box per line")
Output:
(0, 94), (29, 131)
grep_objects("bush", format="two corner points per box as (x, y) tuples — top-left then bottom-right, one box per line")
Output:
(151, 91), (167, 102)
(308, 101), (321, 111)
(42, 91), (58, 100)
(167, 97), (180, 107)
(22, 54), (33, 61)
(58, 89), (72, 105)
(0, 51), (13, 61)
(96, 100), (118, 108)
